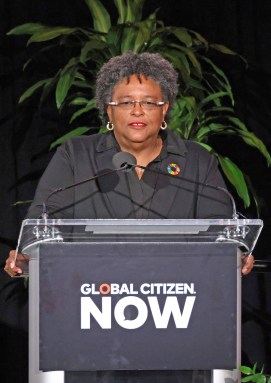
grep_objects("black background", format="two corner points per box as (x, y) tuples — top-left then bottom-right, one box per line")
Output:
(0, 1), (271, 382)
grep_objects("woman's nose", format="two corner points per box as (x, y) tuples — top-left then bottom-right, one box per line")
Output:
(131, 101), (144, 115)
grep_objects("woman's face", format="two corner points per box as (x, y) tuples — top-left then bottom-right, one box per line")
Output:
(106, 74), (169, 148)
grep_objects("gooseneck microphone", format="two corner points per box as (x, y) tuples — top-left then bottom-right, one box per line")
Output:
(42, 162), (130, 219)
(112, 152), (239, 220)
(112, 152), (136, 172)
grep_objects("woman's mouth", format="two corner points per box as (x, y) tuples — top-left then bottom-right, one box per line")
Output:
(128, 122), (146, 128)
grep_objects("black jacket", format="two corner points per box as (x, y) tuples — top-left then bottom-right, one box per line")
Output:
(26, 130), (232, 219)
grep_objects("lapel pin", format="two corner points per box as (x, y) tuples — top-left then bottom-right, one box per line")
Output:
(167, 163), (181, 175)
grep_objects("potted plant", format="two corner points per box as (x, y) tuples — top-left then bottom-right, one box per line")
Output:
(241, 363), (271, 382)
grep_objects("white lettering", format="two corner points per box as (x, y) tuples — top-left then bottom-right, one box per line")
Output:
(114, 297), (148, 329)
(148, 296), (196, 328)
(81, 283), (91, 295)
(81, 297), (111, 329)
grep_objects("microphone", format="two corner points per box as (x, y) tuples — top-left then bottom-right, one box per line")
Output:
(112, 152), (136, 172)
(42, 162), (129, 219)
(112, 152), (238, 220)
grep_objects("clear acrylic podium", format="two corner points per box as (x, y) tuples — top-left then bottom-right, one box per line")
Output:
(15, 218), (263, 383)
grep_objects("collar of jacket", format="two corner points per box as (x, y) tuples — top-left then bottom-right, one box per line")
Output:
(95, 130), (188, 158)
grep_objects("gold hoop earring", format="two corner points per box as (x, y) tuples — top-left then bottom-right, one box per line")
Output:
(107, 121), (114, 131)
(160, 121), (167, 130)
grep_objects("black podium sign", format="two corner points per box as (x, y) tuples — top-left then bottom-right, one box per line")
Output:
(39, 241), (237, 372)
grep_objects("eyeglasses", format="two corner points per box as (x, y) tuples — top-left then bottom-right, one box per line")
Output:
(107, 100), (167, 110)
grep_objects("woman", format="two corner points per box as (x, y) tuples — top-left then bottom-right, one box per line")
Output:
(5, 52), (253, 271)
(4, 51), (254, 383)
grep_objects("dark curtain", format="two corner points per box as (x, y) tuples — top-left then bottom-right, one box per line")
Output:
(0, 1), (271, 382)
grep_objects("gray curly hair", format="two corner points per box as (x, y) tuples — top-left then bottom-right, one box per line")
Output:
(95, 51), (179, 122)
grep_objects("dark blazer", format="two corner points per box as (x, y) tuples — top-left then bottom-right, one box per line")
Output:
(26, 130), (232, 219)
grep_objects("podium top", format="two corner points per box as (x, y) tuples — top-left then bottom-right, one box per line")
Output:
(17, 218), (263, 256)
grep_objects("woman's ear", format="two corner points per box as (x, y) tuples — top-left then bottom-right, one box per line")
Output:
(162, 102), (169, 119)
(106, 105), (113, 122)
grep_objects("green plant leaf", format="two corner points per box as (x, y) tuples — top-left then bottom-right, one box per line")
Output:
(27, 27), (76, 44)
(121, 25), (137, 53)
(252, 373), (266, 383)
(19, 78), (52, 103)
(179, 46), (202, 76)
(210, 43), (247, 65)
(126, 0), (145, 22)
(241, 376), (254, 382)
(7, 23), (45, 36)
(70, 100), (95, 123)
(133, 13), (157, 52)
(50, 127), (91, 150)
(162, 50), (191, 83)
(170, 27), (193, 47)
(72, 80), (93, 89)
(69, 97), (89, 106)
(188, 29), (209, 46)
(13, 200), (33, 206)
(114, 0), (127, 24)
(210, 43), (238, 56)
(227, 116), (249, 131)
(196, 142), (213, 152)
(238, 130), (271, 166)
(56, 72), (74, 109)
(99, 125), (107, 133)
(80, 39), (108, 64)
(217, 155), (250, 207)
(241, 366), (254, 375)
(188, 78), (206, 91)
(40, 74), (60, 104)
(55, 58), (79, 108)
(197, 91), (229, 109)
(169, 96), (199, 138)
(106, 26), (123, 54)
(241, 368), (267, 383)
(253, 363), (258, 374)
(202, 57), (233, 102)
(85, 0), (111, 33)
(245, 175), (262, 217)
(195, 124), (227, 141)
(147, 35), (164, 49)
(164, 41), (196, 63)
(22, 57), (33, 71)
